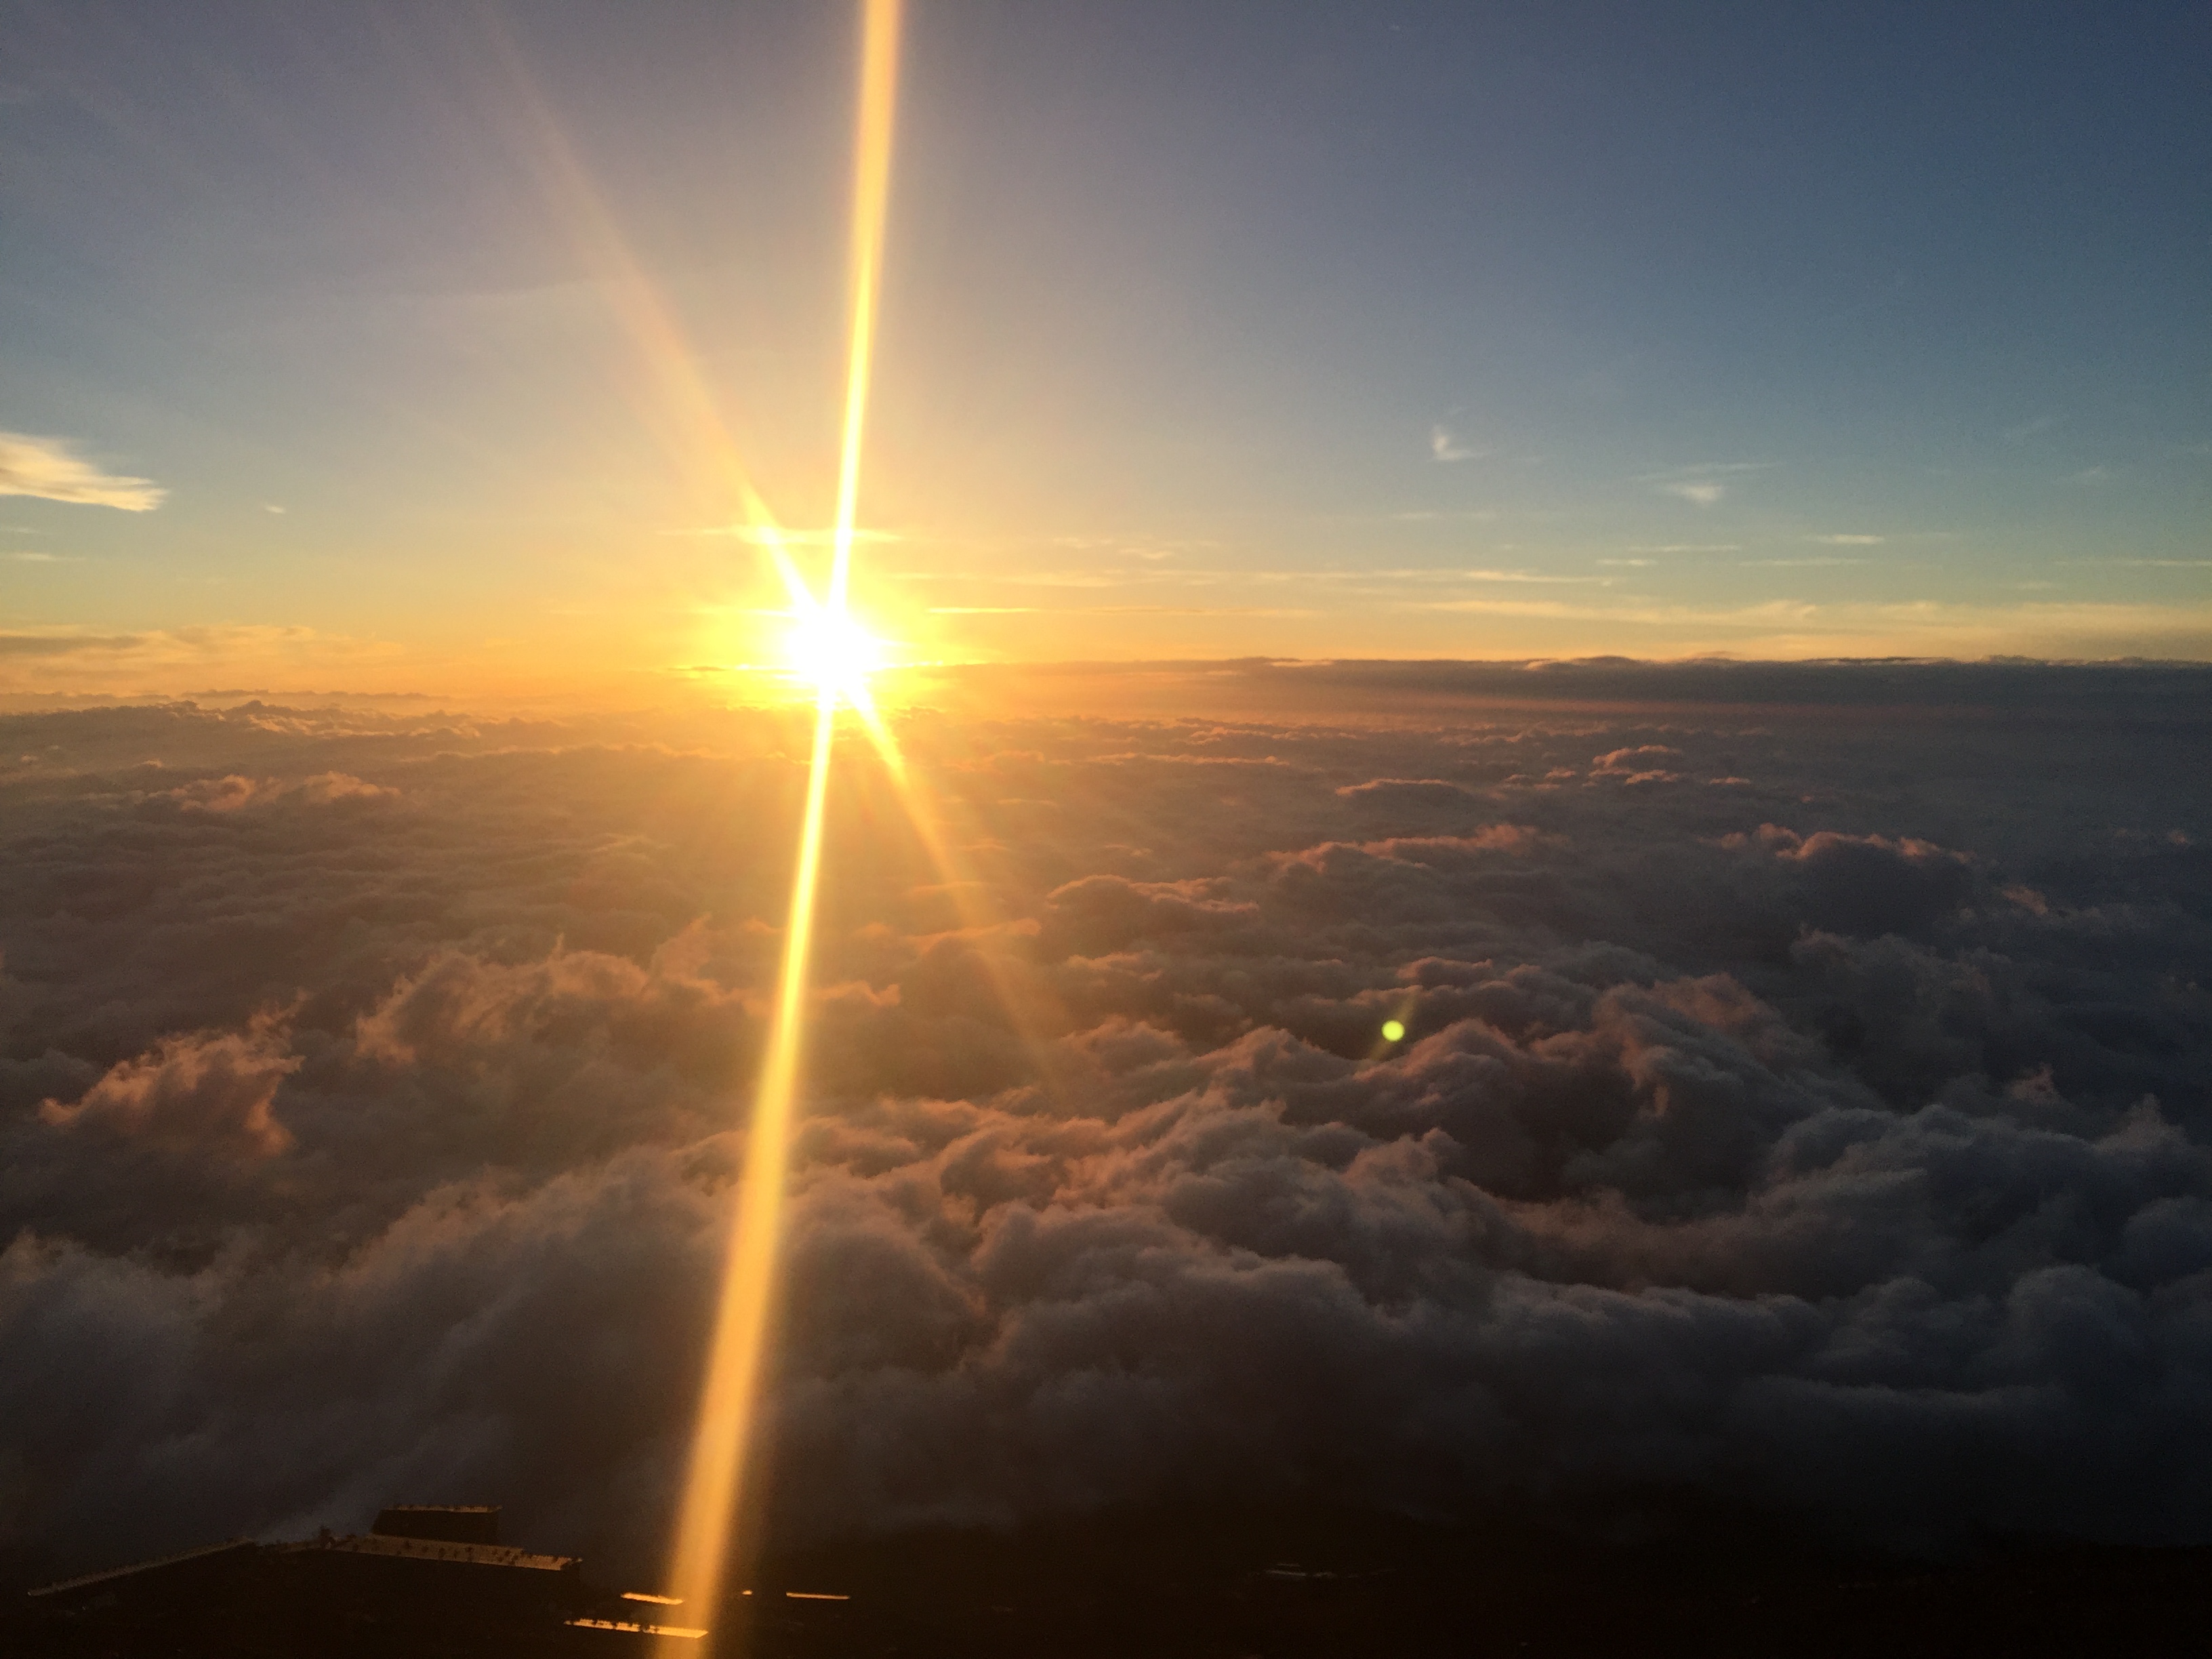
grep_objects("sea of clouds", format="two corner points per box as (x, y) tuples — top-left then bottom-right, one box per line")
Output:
(2, 662), (2208, 1584)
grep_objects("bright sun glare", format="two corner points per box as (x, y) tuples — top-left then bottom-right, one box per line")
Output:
(782, 602), (888, 697)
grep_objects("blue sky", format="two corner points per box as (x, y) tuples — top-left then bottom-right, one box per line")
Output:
(3, 0), (2207, 691)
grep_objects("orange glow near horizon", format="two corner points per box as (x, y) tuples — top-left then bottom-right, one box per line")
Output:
(655, 3), (905, 1649)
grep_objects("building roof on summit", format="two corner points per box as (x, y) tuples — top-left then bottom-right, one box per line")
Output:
(293, 1533), (579, 1574)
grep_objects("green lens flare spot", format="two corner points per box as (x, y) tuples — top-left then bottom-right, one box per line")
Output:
(1381, 1019), (1406, 1043)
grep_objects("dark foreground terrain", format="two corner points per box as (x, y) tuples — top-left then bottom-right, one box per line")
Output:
(11, 1504), (2211, 1658)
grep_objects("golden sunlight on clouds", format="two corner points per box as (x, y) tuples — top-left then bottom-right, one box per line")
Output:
(6, 4), (2211, 1648)
(0, 432), (165, 512)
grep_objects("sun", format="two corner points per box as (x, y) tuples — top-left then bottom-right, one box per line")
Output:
(781, 600), (888, 699)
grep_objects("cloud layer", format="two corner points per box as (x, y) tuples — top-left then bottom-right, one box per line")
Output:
(1, 668), (2208, 1585)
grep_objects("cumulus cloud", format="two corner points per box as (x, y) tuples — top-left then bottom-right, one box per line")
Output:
(0, 433), (164, 512)
(153, 771), (400, 813)
(1, 667), (2209, 1586)
(39, 1017), (298, 1158)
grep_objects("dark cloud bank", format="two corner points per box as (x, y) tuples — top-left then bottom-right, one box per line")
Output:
(2, 661), (2209, 1589)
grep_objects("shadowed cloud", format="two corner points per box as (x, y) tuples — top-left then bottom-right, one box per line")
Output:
(0, 665), (2207, 1589)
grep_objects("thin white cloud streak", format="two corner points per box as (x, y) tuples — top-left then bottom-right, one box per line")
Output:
(1305, 569), (1609, 588)
(1033, 605), (1319, 617)
(1632, 462), (1777, 481)
(1429, 425), (1485, 462)
(894, 565), (1612, 593)
(0, 433), (165, 512)
(0, 626), (405, 695)
(676, 526), (903, 546)
(1662, 481), (1727, 506)
(1454, 569), (1607, 585)
(1811, 534), (1885, 545)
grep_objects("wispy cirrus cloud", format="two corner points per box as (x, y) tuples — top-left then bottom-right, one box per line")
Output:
(1637, 462), (1774, 508)
(1429, 424), (1486, 462)
(0, 432), (165, 511)
(1810, 533), (1885, 545)
(674, 525), (902, 546)
(1455, 568), (1607, 585)
(0, 624), (405, 697)
(0, 630), (145, 657)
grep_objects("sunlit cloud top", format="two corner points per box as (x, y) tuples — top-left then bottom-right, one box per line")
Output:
(0, 433), (164, 512)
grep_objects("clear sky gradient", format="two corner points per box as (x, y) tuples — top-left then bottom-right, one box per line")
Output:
(3, 0), (2208, 696)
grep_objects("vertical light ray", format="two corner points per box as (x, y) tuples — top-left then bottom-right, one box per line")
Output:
(657, 3), (905, 1648)
(829, 0), (903, 615)
(656, 684), (835, 1649)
